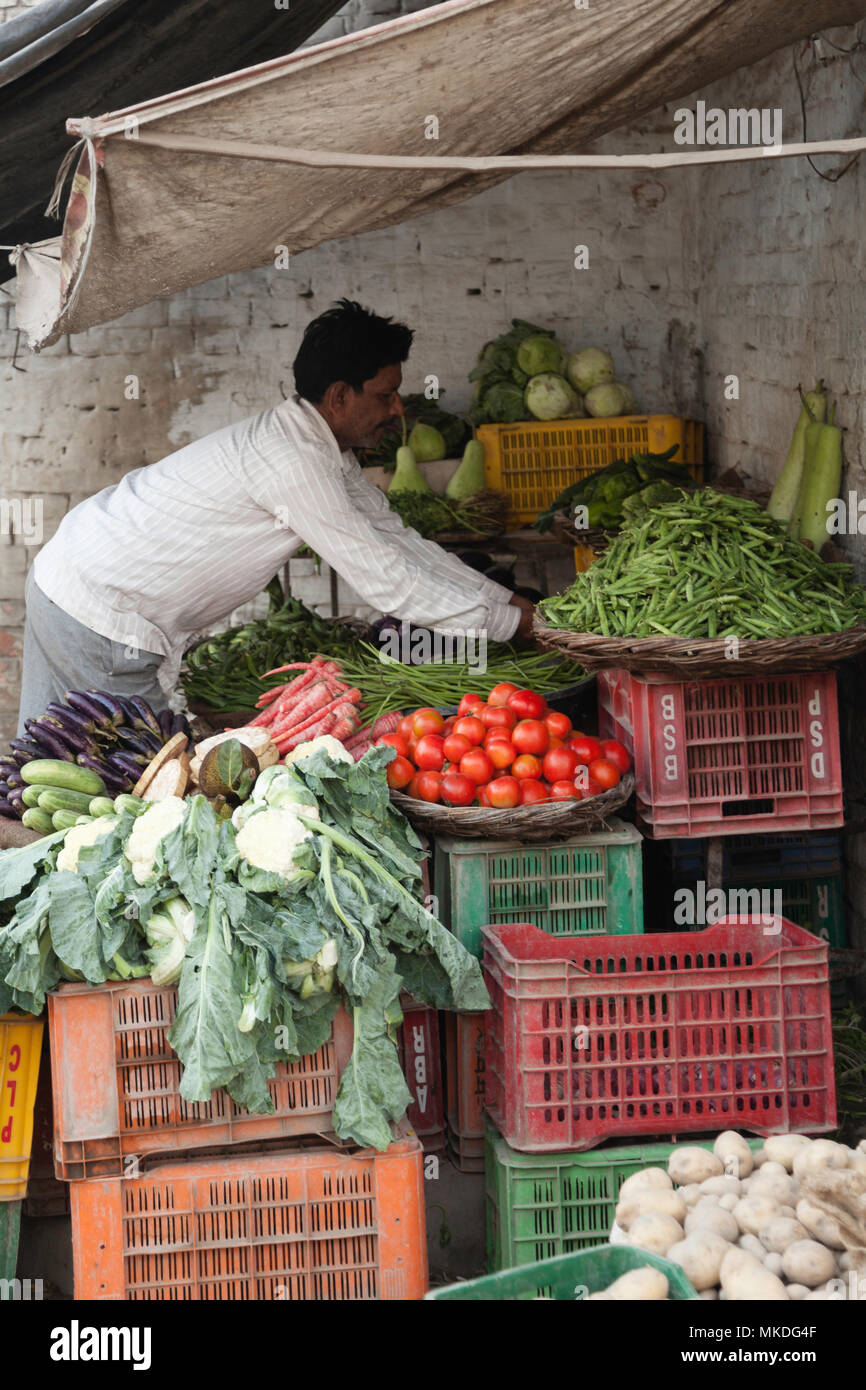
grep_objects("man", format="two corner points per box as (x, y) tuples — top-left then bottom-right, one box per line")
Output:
(19, 300), (533, 731)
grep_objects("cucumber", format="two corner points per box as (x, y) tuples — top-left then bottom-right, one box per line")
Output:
(114, 793), (146, 817)
(22, 807), (54, 834)
(21, 759), (106, 796)
(52, 809), (85, 831)
(89, 796), (116, 818)
(37, 786), (98, 816)
(21, 786), (42, 808)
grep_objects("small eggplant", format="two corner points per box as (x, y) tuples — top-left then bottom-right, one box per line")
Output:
(6, 770), (24, 788)
(9, 736), (45, 759)
(127, 696), (162, 739)
(170, 712), (190, 739)
(115, 727), (158, 758)
(23, 719), (75, 762)
(83, 690), (128, 726)
(75, 752), (128, 793)
(0, 798), (17, 818)
(108, 750), (150, 777)
(33, 716), (92, 757)
(65, 690), (119, 729)
(45, 702), (110, 741)
(158, 708), (174, 741)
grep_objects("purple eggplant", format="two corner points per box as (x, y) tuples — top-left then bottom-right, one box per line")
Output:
(45, 703), (111, 741)
(0, 798), (17, 818)
(73, 753), (127, 793)
(115, 727), (158, 758)
(65, 690), (118, 729)
(32, 716), (93, 757)
(9, 737), (46, 761)
(24, 718), (74, 762)
(126, 695), (162, 739)
(170, 712), (190, 739)
(0, 758), (22, 778)
(83, 690), (128, 726)
(108, 750), (149, 777)
(6, 771), (24, 789)
(158, 708), (174, 741)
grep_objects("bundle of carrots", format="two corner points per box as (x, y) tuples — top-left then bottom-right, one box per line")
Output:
(248, 657), (401, 759)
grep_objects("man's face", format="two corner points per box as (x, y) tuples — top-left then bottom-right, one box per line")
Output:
(329, 364), (404, 450)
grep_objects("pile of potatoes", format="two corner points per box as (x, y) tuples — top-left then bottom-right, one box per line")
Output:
(614, 1132), (866, 1300)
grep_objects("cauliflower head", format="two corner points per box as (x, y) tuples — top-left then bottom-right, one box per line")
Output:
(234, 805), (315, 876)
(56, 816), (120, 874)
(126, 797), (187, 885)
(283, 735), (352, 767)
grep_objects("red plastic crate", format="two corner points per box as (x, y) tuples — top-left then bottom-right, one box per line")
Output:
(483, 917), (836, 1153)
(71, 1123), (428, 1300)
(398, 996), (445, 1153)
(444, 1012), (486, 1172)
(598, 668), (843, 838)
(48, 980), (353, 1179)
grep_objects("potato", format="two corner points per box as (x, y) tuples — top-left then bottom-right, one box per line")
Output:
(796, 1198), (845, 1250)
(667, 1231), (732, 1291)
(618, 1168), (673, 1201)
(786, 1283), (810, 1301)
(720, 1247), (789, 1300)
(764, 1252), (784, 1277)
(762, 1134), (810, 1171)
(751, 1148), (770, 1168)
(669, 1148), (724, 1186)
(738, 1233), (769, 1260)
(685, 1205), (739, 1243)
(781, 1239), (838, 1287)
(700, 1175), (742, 1198)
(626, 1213), (684, 1256)
(780, 1205), (796, 1219)
(748, 1171), (799, 1206)
(838, 1251), (853, 1272)
(734, 1193), (782, 1236)
(718, 1193), (739, 1213)
(604, 1267), (669, 1300)
(849, 1154), (866, 1177)
(699, 1288), (719, 1300)
(754, 1161), (787, 1179)
(805, 1282), (846, 1301)
(713, 1131), (754, 1180)
(616, 1188), (687, 1231)
(680, 1183), (703, 1207)
(758, 1216), (809, 1253)
(792, 1139), (851, 1181)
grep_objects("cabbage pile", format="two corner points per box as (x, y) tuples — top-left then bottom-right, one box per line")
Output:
(469, 321), (639, 425)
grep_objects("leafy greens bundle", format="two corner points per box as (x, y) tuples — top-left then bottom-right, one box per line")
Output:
(0, 748), (489, 1151)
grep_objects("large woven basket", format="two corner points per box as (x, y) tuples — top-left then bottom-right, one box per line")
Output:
(391, 774), (633, 842)
(534, 617), (866, 680)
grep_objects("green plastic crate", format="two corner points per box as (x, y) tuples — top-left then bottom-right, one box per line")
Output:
(433, 819), (644, 959)
(426, 1243), (698, 1301)
(726, 874), (845, 947)
(0, 1201), (20, 1298)
(486, 1124), (763, 1270)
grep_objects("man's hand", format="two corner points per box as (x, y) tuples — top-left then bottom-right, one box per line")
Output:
(509, 594), (536, 640)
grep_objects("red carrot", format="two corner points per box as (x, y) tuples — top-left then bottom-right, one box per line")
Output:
(344, 728), (372, 750)
(276, 709), (338, 753)
(274, 690), (361, 745)
(370, 712), (402, 737)
(350, 741), (373, 762)
(259, 661), (316, 679)
(269, 680), (334, 735)
(330, 714), (359, 742)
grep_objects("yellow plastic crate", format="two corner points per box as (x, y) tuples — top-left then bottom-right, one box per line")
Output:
(478, 414), (705, 527)
(0, 1014), (43, 1201)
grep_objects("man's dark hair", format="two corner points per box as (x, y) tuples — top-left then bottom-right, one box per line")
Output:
(293, 299), (414, 402)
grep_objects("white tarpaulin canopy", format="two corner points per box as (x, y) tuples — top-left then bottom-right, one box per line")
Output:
(14, 0), (866, 348)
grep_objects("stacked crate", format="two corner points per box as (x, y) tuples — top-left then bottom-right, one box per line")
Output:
(47, 980), (428, 1299)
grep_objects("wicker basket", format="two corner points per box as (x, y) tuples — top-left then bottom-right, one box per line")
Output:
(533, 617), (866, 680)
(390, 774), (634, 842)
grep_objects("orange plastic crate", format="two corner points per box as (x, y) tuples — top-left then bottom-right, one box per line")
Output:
(71, 1125), (428, 1300)
(478, 414), (704, 526)
(444, 1012), (486, 1173)
(0, 1013), (43, 1202)
(48, 980), (353, 1179)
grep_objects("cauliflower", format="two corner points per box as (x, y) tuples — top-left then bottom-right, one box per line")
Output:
(126, 797), (187, 884)
(283, 735), (352, 768)
(56, 816), (119, 874)
(235, 805), (315, 876)
(143, 896), (195, 987)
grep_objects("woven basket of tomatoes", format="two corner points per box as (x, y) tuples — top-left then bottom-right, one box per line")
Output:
(382, 684), (634, 842)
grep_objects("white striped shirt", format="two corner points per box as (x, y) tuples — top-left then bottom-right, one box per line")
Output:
(33, 394), (520, 690)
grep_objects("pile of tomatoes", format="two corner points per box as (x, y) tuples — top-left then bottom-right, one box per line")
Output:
(377, 683), (631, 808)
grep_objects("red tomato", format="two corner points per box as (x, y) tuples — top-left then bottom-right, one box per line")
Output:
(518, 778), (549, 805)
(574, 769), (605, 798)
(415, 771), (442, 803)
(550, 779), (580, 801)
(406, 772), (422, 799)
(588, 758), (621, 790)
(545, 710), (572, 740)
(443, 733), (473, 764)
(441, 771), (476, 806)
(406, 736), (419, 762)
(487, 739), (516, 770)
(512, 719), (549, 756)
(480, 705), (517, 731)
(457, 693), (485, 717)
(442, 717), (457, 737)
(548, 736), (565, 750)
(459, 749), (495, 786)
(570, 735), (603, 764)
(397, 715), (415, 744)
(512, 753), (542, 780)
(453, 716), (485, 746)
(476, 785), (492, 807)
(600, 739), (631, 774)
(486, 775), (521, 808)
(507, 689), (546, 721)
(542, 746), (579, 782)
(488, 682), (519, 708)
(412, 707), (445, 738)
(386, 756), (414, 790)
(377, 732), (409, 758)
(414, 734), (446, 771)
